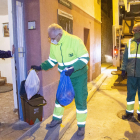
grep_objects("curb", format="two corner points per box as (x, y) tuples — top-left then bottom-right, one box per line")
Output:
(18, 73), (107, 140)
(101, 64), (112, 72)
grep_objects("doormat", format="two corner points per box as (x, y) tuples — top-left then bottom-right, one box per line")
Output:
(0, 84), (13, 93)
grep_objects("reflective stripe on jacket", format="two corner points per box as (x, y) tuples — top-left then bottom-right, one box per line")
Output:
(41, 30), (89, 78)
(121, 38), (140, 77)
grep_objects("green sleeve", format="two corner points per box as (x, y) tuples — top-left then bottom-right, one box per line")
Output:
(121, 44), (128, 71)
(41, 45), (58, 70)
(72, 38), (89, 71)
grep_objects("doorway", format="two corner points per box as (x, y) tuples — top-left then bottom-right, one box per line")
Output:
(84, 28), (90, 82)
(12, 0), (27, 120)
(0, 0), (18, 132)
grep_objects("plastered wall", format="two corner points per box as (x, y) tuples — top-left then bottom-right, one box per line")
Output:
(101, 2), (113, 63)
(24, 0), (43, 94)
(39, 0), (101, 119)
(68, 0), (101, 22)
(0, 15), (12, 83)
(25, 0), (101, 119)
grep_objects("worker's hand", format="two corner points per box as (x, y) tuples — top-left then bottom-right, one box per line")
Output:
(31, 65), (42, 71)
(65, 66), (74, 76)
(121, 70), (126, 79)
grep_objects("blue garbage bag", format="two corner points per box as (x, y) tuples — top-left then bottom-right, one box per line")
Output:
(56, 70), (75, 106)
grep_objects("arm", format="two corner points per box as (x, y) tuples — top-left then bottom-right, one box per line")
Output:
(72, 39), (89, 71)
(0, 50), (12, 58)
(121, 44), (128, 71)
(41, 45), (58, 70)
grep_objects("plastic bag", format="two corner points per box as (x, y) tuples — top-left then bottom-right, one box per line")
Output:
(25, 70), (40, 100)
(56, 70), (75, 106)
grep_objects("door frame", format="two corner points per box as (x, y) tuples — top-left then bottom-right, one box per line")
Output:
(84, 28), (91, 82)
(8, 0), (18, 111)
(8, 0), (27, 120)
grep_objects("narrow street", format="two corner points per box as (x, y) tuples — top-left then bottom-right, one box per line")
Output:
(61, 66), (140, 140)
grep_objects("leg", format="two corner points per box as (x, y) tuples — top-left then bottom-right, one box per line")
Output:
(48, 100), (64, 127)
(70, 72), (88, 136)
(53, 100), (64, 120)
(122, 76), (138, 119)
(137, 77), (140, 120)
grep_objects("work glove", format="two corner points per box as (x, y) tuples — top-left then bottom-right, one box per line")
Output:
(31, 65), (42, 71)
(65, 66), (74, 76)
(121, 70), (126, 79)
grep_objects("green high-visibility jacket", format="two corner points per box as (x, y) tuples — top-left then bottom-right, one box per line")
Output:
(121, 37), (140, 77)
(41, 30), (89, 78)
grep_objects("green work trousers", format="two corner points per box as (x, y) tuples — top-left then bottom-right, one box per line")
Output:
(126, 76), (140, 114)
(53, 72), (88, 127)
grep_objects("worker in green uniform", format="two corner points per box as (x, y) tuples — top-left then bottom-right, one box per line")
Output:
(121, 23), (140, 121)
(31, 23), (89, 136)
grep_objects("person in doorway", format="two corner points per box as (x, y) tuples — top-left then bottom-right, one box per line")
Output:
(31, 23), (89, 136)
(0, 45), (15, 58)
(121, 23), (140, 120)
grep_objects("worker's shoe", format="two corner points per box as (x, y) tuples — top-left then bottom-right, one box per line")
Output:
(48, 120), (62, 128)
(122, 113), (133, 120)
(77, 127), (85, 136)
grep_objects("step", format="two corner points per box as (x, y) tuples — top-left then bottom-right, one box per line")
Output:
(0, 78), (6, 86)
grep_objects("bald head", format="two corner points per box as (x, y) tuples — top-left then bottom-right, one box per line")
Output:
(132, 23), (140, 34)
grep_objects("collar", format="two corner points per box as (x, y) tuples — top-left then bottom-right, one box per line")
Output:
(131, 37), (135, 41)
(131, 37), (140, 42)
(57, 30), (67, 45)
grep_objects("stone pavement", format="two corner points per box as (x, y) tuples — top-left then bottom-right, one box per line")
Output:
(0, 63), (111, 140)
(18, 64), (110, 140)
(61, 66), (140, 140)
(0, 90), (33, 140)
(0, 90), (18, 132)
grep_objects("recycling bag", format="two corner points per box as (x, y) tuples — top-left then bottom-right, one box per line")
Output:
(25, 70), (40, 100)
(56, 70), (75, 106)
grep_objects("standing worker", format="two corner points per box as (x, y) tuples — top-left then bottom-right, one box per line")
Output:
(31, 23), (89, 136)
(121, 23), (140, 120)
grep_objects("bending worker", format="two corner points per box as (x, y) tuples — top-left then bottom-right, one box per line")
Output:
(31, 23), (89, 136)
(121, 23), (140, 120)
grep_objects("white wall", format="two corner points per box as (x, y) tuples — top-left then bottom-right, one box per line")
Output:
(0, 15), (13, 83)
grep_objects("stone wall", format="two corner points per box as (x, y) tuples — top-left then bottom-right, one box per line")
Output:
(101, 1), (113, 63)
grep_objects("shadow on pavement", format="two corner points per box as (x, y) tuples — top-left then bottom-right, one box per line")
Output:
(17, 122), (41, 140)
(44, 124), (60, 140)
(124, 121), (140, 140)
(99, 90), (126, 109)
(12, 122), (31, 130)
(70, 131), (85, 140)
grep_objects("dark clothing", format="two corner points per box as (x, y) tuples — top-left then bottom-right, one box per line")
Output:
(121, 38), (140, 77)
(126, 76), (140, 114)
(127, 76), (140, 102)
(121, 38), (140, 114)
(53, 72), (88, 127)
(0, 50), (12, 58)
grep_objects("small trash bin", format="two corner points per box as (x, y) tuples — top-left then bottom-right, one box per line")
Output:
(20, 80), (47, 125)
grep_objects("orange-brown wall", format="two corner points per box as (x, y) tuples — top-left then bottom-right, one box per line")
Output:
(25, 0), (101, 119)
(24, 0), (43, 94)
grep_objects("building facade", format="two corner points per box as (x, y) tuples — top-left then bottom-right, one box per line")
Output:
(24, 0), (101, 119)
